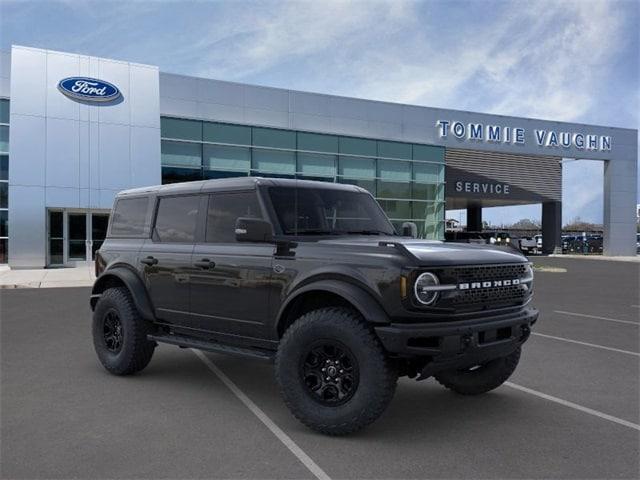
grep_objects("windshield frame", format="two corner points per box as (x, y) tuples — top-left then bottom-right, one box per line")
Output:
(261, 184), (397, 238)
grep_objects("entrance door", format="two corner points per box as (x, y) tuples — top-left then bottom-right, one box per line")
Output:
(46, 209), (111, 267)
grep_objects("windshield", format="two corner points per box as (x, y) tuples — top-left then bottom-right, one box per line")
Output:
(268, 186), (396, 236)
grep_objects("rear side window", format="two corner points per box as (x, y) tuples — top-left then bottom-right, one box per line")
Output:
(110, 197), (149, 237)
(206, 192), (262, 243)
(154, 195), (200, 243)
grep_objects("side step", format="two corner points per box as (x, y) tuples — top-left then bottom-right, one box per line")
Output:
(148, 333), (275, 362)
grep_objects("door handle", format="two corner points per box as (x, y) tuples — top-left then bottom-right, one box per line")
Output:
(194, 259), (216, 269)
(141, 256), (158, 266)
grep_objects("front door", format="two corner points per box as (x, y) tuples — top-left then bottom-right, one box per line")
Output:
(139, 194), (200, 328)
(190, 191), (273, 340)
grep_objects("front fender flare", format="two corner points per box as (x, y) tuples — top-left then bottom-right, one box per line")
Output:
(90, 267), (155, 321)
(276, 279), (390, 334)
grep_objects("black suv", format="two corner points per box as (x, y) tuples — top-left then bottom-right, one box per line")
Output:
(91, 177), (538, 435)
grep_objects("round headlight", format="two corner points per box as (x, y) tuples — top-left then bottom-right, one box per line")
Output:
(489, 237), (496, 244)
(414, 272), (440, 305)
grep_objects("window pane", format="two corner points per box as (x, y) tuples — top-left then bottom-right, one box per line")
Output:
(252, 127), (296, 149)
(49, 239), (63, 265)
(161, 140), (201, 167)
(297, 153), (336, 177)
(203, 122), (251, 145)
(338, 177), (376, 195)
(110, 197), (149, 237)
(0, 238), (8, 263)
(339, 137), (376, 157)
(162, 166), (202, 184)
(377, 180), (411, 199)
(412, 183), (441, 201)
(413, 163), (443, 183)
(161, 117), (202, 141)
(0, 182), (7, 208)
(377, 200), (412, 219)
(338, 156), (375, 179)
(0, 155), (7, 180)
(69, 214), (86, 240)
(252, 148), (295, 175)
(0, 126), (8, 153)
(378, 141), (411, 160)
(203, 170), (248, 180)
(0, 99), (8, 124)
(0, 210), (7, 236)
(378, 160), (411, 181)
(206, 192), (262, 243)
(154, 195), (199, 243)
(203, 145), (250, 171)
(297, 132), (338, 153)
(49, 211), (63, 238)
(413, 144), (445, 163)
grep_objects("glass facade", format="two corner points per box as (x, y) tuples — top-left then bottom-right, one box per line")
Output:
(0, 99), (8, 263)
(160, 117), (445, 238)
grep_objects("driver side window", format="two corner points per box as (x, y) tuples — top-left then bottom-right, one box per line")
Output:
(205, 191), (262, 243)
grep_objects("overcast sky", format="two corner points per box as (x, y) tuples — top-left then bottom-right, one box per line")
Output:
(1, 0), (638, 225)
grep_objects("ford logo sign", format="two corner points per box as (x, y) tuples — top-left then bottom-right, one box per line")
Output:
(57, 77), (121, 102)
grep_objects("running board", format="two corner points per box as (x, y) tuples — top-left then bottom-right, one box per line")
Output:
(148, 334), (275, 362)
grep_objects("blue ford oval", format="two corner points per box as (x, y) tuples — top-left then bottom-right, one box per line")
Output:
(58, 77), (121, 102)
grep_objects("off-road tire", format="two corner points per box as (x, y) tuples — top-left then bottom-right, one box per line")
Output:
(275, 307), (397, 435)
(92, 287), (155, 375)
(434, 347), (521, 395)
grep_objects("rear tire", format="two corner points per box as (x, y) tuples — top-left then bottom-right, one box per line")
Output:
(275, 307), (397, 436)
(92, 287), (155, 375)
(434, 348), (521, 395)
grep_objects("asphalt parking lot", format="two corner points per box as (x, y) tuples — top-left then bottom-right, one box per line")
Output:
(1, 257), (639, 479)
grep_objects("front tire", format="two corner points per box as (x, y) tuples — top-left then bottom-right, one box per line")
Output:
(92, 287), (155, 375)
(275, 307), (397, 436)
(434, 347), (521, 395)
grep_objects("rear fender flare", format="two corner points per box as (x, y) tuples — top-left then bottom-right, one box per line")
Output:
(90, 267), (155, 320)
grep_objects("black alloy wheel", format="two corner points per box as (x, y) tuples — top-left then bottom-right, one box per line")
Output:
(102, 309), (123, 353)
(300, 340), (359, 406)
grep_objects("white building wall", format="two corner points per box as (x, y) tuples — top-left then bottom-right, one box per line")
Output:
(8, 46), (161, 267)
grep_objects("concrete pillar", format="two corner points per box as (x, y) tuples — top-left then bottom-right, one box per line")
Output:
(603, 153), (637, 256)
(467, 205), (482, 232)
(542, 201), (562, 254)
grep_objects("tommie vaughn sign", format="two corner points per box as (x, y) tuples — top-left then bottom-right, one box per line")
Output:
(58, 77), (121, 102)
(436, 120), (612, 152)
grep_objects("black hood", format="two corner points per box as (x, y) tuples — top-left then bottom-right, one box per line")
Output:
(317, 236), (527, 266)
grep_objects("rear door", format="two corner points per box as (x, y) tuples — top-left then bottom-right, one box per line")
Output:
(190, 190), (274, 340)
(139, 194), (200, 327)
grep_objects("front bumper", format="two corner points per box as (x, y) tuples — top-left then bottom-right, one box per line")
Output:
(375, 307), (538, 378)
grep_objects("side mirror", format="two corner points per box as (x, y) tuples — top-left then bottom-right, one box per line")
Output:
(401, 221), (418, 238)
(235, 217), (274, 243)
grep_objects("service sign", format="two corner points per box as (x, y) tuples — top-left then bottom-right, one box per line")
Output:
(58, 77), (121, 102)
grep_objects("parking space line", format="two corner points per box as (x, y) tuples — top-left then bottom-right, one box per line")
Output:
(192, 349), (331, 480)
(554, 310), (639, 326)
(505, 382), (640, 432)
(532, 332), (640, 356)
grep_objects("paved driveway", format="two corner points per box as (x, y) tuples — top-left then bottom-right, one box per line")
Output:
(1, 257), (638, 479)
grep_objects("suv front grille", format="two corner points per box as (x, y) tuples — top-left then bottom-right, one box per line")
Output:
(431, 263), (531, 311)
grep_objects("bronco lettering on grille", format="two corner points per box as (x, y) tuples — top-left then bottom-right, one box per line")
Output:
(458, 278), (521, 290)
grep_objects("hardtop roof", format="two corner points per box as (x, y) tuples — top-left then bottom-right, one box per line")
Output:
(116, 176), (368, 198)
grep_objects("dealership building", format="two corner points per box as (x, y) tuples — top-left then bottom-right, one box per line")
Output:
(0, 45), (637, 268)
